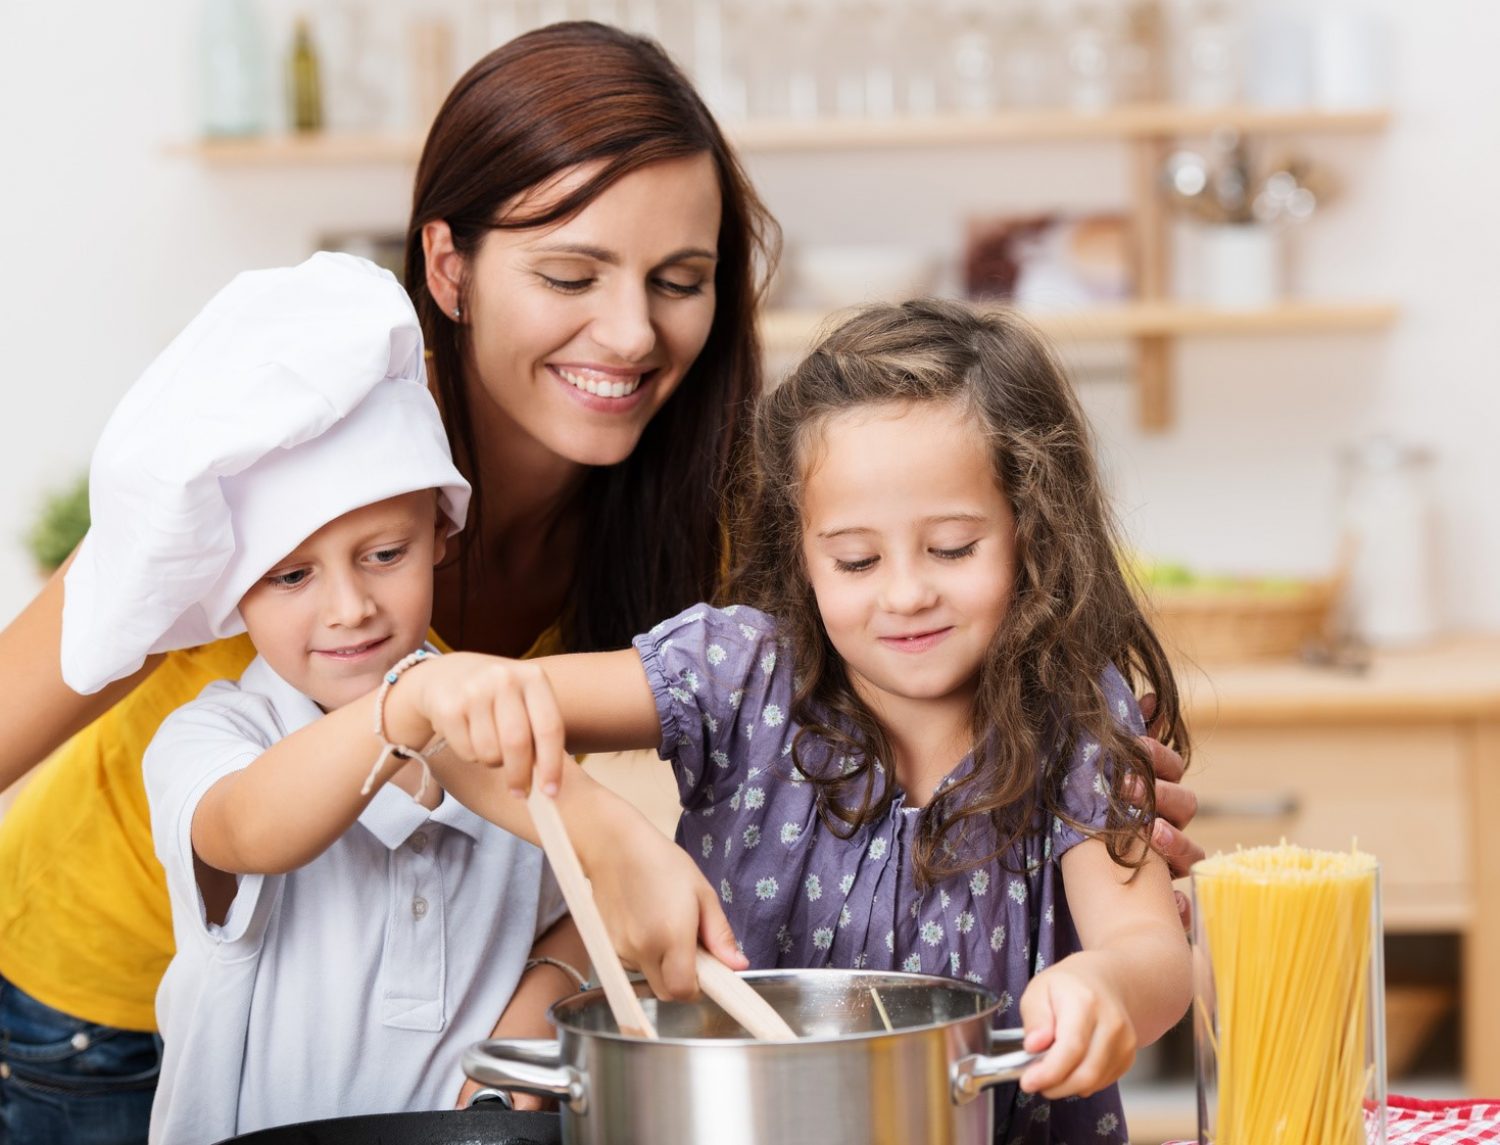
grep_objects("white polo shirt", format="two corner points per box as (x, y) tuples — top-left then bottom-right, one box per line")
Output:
(143, 655), (567, 1145)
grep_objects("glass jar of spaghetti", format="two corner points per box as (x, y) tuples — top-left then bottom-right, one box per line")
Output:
(1191, 844), (1387, 1145)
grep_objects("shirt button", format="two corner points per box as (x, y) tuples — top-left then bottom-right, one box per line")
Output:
(71, 1032), (91, 1051)
(412, 896), (429, 919)
(409, 833), (428, 854)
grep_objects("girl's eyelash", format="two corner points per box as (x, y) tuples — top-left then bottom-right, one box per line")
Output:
(834, 556), (878, 573)
(934, 542), (978, 560)
(369, 545), (409, 565)
(655, 279), (703, 297)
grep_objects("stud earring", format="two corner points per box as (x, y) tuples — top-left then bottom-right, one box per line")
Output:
(452, 304), (462, 320)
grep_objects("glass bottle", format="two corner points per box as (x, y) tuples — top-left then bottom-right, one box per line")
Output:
(1338, 437), (1440, 647)
(996, 0), (1059, 109)
(199, 0), (268, 137)
(943, 0), (996, 116)
(288, 17), (324, 133)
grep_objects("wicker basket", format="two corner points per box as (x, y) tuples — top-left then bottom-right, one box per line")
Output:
(1142, 579), (1339, 663)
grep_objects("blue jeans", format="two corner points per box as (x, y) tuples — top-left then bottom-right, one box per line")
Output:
(0, 975), (161, 1145)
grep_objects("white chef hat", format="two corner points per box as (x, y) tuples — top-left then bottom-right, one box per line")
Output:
(61, 251), (470, 695)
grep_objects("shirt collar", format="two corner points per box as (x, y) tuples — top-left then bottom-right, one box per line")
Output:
(240, 655), (326, 738)
(238, 650), (491, 852)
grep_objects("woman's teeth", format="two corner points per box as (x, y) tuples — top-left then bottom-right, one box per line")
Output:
(556, 366), (644, 398)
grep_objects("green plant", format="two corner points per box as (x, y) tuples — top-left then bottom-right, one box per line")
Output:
(26, 475), (90, 573)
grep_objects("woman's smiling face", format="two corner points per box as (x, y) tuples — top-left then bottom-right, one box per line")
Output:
(460, 152), (722, 469)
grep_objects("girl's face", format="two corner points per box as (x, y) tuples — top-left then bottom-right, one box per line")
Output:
(800, 399), (1017, 718)
(460, 153), (722, 470)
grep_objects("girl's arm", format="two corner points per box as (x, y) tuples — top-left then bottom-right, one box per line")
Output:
(454, 913), (589, 1110)
(0, 552), (163, 792)
(1017, 842), (1192, 1099)
(187, 649), (659, 876)
(190, 647), (741, 995)
(392, 650), (742, 998)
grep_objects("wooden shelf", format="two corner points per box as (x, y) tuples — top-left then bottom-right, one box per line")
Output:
(734, 104), (1390, 151)
(170, 105), (1389, 166)
(170, 102), (1392, 432)
(168, 131), (424, 166)
(761, 301), (1399, 354)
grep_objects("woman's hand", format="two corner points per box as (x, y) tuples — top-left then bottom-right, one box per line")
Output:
(389, 652), (570, 796)
(578, 807), (747, 1001)
(1134, 692), (1203, 879)
(1017, 954), (1138, 1099)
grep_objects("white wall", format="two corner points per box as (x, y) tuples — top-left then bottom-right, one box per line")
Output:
(3, 0), (1497, 631)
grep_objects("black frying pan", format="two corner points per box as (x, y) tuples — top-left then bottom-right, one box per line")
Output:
(214, 1105), (562, 1144)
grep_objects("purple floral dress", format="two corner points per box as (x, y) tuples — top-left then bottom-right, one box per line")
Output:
(633, 604), (1143, 1145)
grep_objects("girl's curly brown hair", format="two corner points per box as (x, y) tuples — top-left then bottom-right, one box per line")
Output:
(725, 298), (1188, 887)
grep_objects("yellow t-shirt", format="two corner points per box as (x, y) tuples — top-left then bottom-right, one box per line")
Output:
(0, 636), (258, 1031)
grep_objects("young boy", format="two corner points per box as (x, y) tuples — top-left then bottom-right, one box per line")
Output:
(58, 253), (643, 1142)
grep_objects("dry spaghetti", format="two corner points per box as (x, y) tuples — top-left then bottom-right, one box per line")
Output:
(1193, 844), (1382, 1145)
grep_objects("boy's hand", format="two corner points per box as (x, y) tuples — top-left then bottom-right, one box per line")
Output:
(580, 808), (747, 1000)
(1016, 955), (1137, 1099)
(391, 653), (568, 796)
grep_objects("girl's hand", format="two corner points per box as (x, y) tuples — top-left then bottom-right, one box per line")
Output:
(579, 808), (747, 1000)
(1017, 954), (1137, 1099)
(393, 652), (568, 797)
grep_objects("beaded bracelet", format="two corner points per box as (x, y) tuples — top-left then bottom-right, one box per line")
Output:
(360, 648), (446, 798)
(524, 955), (590, 992)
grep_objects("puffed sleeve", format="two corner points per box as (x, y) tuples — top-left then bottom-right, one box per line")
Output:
(1049, 664), (1147, 859)
(632, 604), (795, 813)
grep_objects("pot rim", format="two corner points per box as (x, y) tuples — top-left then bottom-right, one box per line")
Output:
(546, 967), (1005, 1048)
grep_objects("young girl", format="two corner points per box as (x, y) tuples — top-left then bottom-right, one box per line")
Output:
(388, 298), (1194, 1144)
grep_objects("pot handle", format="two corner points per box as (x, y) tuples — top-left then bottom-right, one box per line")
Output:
(950, 1026), (1043, 1106)
(462, 1038), (588, 1115)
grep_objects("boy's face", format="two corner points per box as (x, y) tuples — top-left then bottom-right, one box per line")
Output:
(238, 491), (447, 711)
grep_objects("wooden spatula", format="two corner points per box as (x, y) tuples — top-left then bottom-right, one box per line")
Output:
(694, 949), (798, 1041)
(528, 787), (657, 1039)
(528, 785), (798, 1042)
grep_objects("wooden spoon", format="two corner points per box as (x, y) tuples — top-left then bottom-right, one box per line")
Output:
(694, 950), (798, 1041)
(528, 787), (657, 1039)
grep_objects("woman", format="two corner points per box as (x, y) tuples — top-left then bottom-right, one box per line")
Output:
(0, 22), (1199, 1145)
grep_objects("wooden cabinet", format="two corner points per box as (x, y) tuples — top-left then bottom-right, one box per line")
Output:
(1178, 638), (1500, 1095)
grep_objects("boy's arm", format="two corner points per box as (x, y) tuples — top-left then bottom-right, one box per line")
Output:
(454, 914), (589, 1110)
(1018, 841), (1191, 1098)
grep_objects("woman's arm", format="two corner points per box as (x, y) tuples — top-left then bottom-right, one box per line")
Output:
(454, 914), (590, 1110)
(1017, 841), (1192, 1099)
(0, 552), (162, 792)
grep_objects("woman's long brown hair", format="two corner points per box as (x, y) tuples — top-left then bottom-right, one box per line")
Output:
(728, 299), (1188, 886)
(404, 21), (779, 652)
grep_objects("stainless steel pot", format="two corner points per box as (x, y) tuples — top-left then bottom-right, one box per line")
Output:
(462, 968), (1036, 1145)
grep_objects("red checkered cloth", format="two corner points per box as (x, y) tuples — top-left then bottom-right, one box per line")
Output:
(1163, 1095), (1500, 1145)
(1381, 1096), (1500, 1144)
